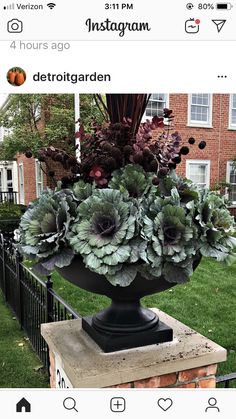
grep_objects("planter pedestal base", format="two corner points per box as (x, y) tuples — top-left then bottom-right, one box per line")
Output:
(41, 308), (227, 389)
(82, 316), (173, 353)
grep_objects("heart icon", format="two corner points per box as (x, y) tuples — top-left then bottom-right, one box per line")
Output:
(157, 398), (173, 411)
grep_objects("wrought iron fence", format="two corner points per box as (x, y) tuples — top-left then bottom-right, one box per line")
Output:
(0, 234), (79, 370)
(216, 373), (236, 388)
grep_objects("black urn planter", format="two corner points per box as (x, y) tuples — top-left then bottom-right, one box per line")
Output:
(57, 255), (201, 352)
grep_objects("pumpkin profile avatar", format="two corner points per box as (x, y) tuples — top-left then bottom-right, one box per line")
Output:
(7, 67), (26, 86)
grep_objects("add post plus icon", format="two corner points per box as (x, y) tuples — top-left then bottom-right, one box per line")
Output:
(110, 398), (126, 413)
(212, 19), (226, 32)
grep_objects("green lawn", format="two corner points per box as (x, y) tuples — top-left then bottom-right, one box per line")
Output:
(51, 258), (236, 385)
(0, 291), (49, 388)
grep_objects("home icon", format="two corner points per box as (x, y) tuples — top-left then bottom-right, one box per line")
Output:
(16, 398), (31, 413)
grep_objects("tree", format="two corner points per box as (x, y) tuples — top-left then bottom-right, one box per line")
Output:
(0, 94), (107, 161)
(80, 94), (106, 132)
(0, 94), (76, 160)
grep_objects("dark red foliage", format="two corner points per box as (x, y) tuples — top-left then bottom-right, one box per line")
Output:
(123, 145), (133, 156)
(149, 159), (158, 171)
(71, 165), (80, 174)
(152, 115), (165, 128)
(198, 140), (206, 149)
(152, 176), (159, 185)
(35, 104), (207, 186)
(103, 157), (117, 172)
(54, 153), (63, 162)
(180, 146), (190, 155)
(68, 157), (77, 166)
(158, 167), (169, 178)
(61, 176), (75, 188)
(172, 155), (181, 164)
(38, 154), (46, 162)
(78, 111), (189, 184)
(89, 166), (108, 186)
(163, 108), (174, 121)
(63, 154), (69, 161)
(25, 150), (33, 158)
(168, 162), (177, 170)
(133, 151), (144, 164)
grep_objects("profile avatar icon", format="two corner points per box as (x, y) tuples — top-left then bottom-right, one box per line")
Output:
(205, 397), (220, 413)
(7, 67), (26, 86)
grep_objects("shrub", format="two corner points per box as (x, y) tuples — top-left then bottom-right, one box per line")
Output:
(0, 203), (26, 233)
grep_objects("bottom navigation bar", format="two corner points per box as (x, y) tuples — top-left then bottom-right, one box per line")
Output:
(0, 389), (235, 418)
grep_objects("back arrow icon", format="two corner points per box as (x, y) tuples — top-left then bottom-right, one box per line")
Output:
(212, 19), (226, 33)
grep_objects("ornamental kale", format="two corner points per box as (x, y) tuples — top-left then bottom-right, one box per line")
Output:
(72, 179), (94, 201)
(19, 189), (77, 274)
(69, 189), (140, 286)
(141, 192), (198, 283)
(196, 191), (236, 262)
(19, 166), (236, 287)
(108, 164), (155, 199)
(160, 171), (200, 204)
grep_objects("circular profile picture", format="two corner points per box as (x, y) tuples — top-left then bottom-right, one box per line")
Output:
(7, 67), (26, 86)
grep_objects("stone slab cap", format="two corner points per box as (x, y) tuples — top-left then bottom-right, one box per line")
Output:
(41, 308), (227, 388)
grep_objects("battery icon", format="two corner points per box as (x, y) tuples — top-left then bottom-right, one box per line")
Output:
(216, 3), (233, 9)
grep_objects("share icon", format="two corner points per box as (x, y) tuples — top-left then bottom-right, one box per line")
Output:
(212, 19), (227, 32)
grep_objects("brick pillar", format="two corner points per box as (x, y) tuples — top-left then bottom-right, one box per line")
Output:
(109, 365), (217, 389)
(49, 351), (56, 388)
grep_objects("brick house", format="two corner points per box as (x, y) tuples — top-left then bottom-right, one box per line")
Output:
(17, 152), (75, 205)
(17, 153), (45, 205)
(1, 93), (236, 207)
(144, 94), (236, 206)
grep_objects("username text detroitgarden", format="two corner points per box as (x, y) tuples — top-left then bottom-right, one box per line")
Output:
(33, 72), (111, 84)
(85, 18), (151, 37)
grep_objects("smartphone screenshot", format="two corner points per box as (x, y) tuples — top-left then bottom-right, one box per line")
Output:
(0, 0), (235, 417)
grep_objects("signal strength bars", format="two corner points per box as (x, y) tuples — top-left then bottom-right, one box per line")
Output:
(3, 3), (14, 9)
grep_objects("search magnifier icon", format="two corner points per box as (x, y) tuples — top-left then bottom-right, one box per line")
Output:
(63, 397), (78, 412)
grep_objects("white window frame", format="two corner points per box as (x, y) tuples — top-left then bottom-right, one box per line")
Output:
(228, 94), (236, 130)
(143, 94), (169, 121)
(226, 161), (236, 205)
(35, 159), (44, 198)
(188, 94), (212, 128)
(186, 159), (210, 189)
(6, 168), (13, 192)
(19, 163), (25, 205)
